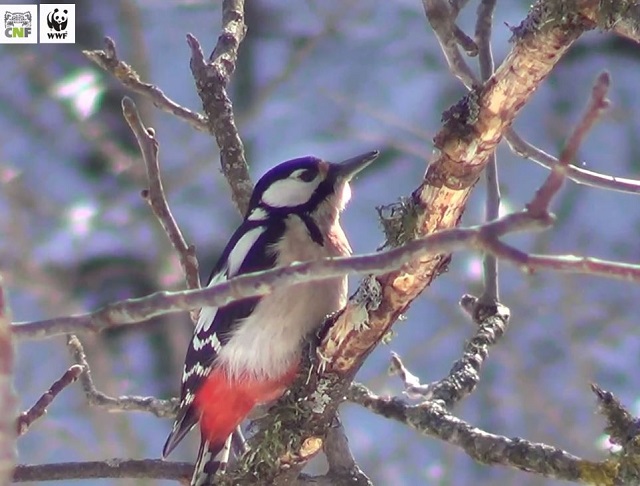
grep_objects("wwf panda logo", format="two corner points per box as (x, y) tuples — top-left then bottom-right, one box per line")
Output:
(46, 8), (68, 32)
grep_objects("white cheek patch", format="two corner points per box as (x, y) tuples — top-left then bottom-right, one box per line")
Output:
(339, 182), (352, 209)
(227, 226), (264, 276)
(261, 178), (321, 208)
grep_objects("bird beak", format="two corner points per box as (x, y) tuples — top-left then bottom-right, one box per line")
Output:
(334, 151), (379, 181)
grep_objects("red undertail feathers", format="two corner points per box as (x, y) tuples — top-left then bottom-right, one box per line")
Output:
(193, 364), (299, 451)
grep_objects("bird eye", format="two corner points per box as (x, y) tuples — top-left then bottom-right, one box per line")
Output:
(298, 168), (317, 182)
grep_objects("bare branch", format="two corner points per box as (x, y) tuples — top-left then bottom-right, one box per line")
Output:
(475, 0), (496, 80)
(66, 335), (177, 418)
(13, 202), (640, 342)
(13, 459), (192, 482)
(589, 385), (640, 483)
(528, 71), (611, 216)
(591, 384), (640, 449)
(426, 1), (640, 199)
(11, 460), (340, 485)
(347, 383), (594, 483)
(83, 37), (207, 132)
(390, 296), (510, 407)
(505, 128), (640, 195)
(16, 364), (84, 437)
(187, 0), (253, 215)
(121, 96), (201, 292)
(580, 2), (640, 44)
(349, 381), (640, 484)
(0, 277), (16, 485)
(320, 0), (592, 380)
(324, 418), (372, 485)
(422, 0), (477, 89)
(475, 0), (500, 305)
(244, 6), (639, 476)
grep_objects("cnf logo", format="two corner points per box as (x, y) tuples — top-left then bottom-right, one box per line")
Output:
(4, 11), (32, 38)
(46, 8), (68, 38)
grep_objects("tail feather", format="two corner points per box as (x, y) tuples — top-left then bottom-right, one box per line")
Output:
(191, 434), (231, 486)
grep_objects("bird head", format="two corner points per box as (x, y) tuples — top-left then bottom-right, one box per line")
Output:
(246, 150), (379, 222)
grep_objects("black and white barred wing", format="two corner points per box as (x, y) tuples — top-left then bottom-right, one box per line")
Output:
(162, 219), (281, 457)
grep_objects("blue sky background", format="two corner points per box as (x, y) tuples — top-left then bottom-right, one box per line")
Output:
(4, 1), (640, 485)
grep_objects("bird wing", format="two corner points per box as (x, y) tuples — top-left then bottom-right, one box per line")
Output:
(162, 218), (284, 457)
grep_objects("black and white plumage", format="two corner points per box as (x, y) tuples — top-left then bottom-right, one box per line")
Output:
(162, 151), (379, 486)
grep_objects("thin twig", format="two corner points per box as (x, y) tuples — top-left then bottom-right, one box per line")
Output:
(475, 0), (496, 80)
(121, 96), (200, 292)
(347, 383), (595, 483)
(425, 1), (640, 202)
(0, 277), (16, 485)
(390, 296), (510, 407)
(588, 387), (640, 486)
(83, 37), (207, 132)
(12, 204), (640, 342)
(505, 128), (640, 195)
(422, 0), (478, 89)
(324, 418), (372, 485)
(349, 381), (640, 484)
(13, 459), (192, 482)
(187, 0), (253, 215)
(16, 364), (84, 437)
(12, 460), (336, 484)
(527, 72), (611, 216)
(66, 335), (177, 418)
(438, 0), (477, 55)
(475, 0), (500, 304)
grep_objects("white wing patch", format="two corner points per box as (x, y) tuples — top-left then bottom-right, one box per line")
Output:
(227, 226), (264, 276)
(196, 306), (221, 338)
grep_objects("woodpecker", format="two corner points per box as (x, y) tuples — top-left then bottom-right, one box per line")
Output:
(162, 151), (379, 485)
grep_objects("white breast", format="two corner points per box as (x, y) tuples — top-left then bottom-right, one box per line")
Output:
(216, 214), (350, 381)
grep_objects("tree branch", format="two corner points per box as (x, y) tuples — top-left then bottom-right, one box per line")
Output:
(187, 0), (253, 215)
(122, 96), (201, 292)
(348, 381), (640, 484)
(323, 418), (372, 486)
(234, 4), (640, 481)
(591, 384), (640, 448)
(12, 202), (640, 342)
(66, 335), (177, 418)
(348, 383), (594, 483)
(390, 295), (510, 408)
(475, 0), (500, 305)
(590, 384), (640, 483)
(12, 460), (342, 485)
(505, 128), (640, 195)
(13, 459), (192, 482)
(422, 0), (477, 89)
(423, 0), (640, 199)
(83, 37), (208, 132)
(527, 71), (611, 216)
(16, 364), (84, 437)
(0, 277), (16, 485)
(319, 0), (593, 381)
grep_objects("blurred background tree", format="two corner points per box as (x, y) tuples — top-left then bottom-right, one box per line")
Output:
(4, 0), (640, 485)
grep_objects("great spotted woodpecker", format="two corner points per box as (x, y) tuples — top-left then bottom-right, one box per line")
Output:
(162, 151), (379, 485)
